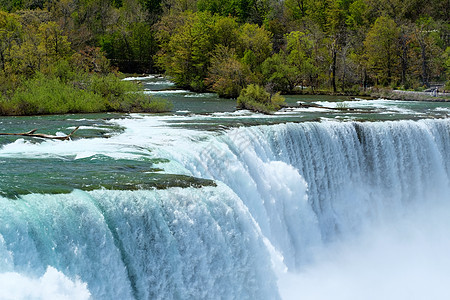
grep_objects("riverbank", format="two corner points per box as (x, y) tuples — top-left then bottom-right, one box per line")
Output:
(370, 89), (450, 102)
(283, 88), (450, 102)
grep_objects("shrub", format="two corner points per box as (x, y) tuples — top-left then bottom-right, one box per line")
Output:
(335, 102), (349, 109)
(0, 71), (173, 116)
(118, 94), (173, 113)
(139, 97), (173, 113)
(1, 73), (106, 115)
(237, 84), (285, 114)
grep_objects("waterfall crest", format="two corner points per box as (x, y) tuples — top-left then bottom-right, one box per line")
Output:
(171, 119), (450, 270)
(0, 187), (278, 299)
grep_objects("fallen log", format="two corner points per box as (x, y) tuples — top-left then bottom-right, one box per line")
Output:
(0, 126), (79, 140)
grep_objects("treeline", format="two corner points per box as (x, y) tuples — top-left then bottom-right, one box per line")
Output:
(1, 0), (449, 103)
(0, 2), (171, 115)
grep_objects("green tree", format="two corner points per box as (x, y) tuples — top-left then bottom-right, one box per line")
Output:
(286, 30), (317, 89)
(156, 11), (216, 90)
(411, 17), (443, 87)
(284, 0), (311, 20)
(206, 45), (252, 98)
(138, 0), (162, 24)
(346, 0), (368, 29)
(0, 11), (22, 71)
(100, 21), (157, 72)
(197, 0), (274, 24)
(47, 0), (117, 49)
(237, 23), (272, 72)
(364, 16), (400, 85)
(261, 51), (299, 93)
(38, 21), (72, 60)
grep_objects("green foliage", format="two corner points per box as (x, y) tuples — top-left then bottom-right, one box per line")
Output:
(0, 0), (24, 11)
(237, 23), (273, 69)
(100, 21), (158, 72)
(156, 11), (216, 91)
(0, 61), (170, 115)
(285, 30), (319, 88)
(211, 16), (240, 48)
(237, 84), (285, 114)
(138, 97), (173, 113)
(284, 0), (311, 20)
(364, 16), (400, 85)
(0, 11), (23, 71)
(207, 45), (253, 98)
(0, 0), (449, 112)
(0, 73), (106, 115)
(138, 0), (162, 23)
(197, 0), (272, 24)
(444, 47), (450, 77)
(71, 47), (111, 74)
(38, 21), (72, 58)
(261, 51), (299, 93)
(156, 12), (273, 92)
(346, 0), (368, 29)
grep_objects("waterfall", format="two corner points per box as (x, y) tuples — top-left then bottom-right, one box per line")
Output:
(0, 187), (278, 299)
(0, 118), (449, 299)
(166, 119), (450, 270)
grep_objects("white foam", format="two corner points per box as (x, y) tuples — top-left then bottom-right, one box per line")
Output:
(143, 89), (190, 94)
(122, 75), (156, 81)
(184, 93), (216, 98)
(313, 99), (419, 114)
(0, 267), (91, 300)
(278, 199), (450, 300)
(143, 80), (174, 86)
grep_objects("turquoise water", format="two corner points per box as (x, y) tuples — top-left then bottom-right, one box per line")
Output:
(2, 84), (448, 196)
(0, 75), (449, 299)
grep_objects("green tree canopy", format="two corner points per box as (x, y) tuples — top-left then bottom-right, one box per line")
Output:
(364, 16), (400, 85)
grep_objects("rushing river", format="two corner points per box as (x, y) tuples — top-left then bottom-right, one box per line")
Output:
(0, 75), (449, 299)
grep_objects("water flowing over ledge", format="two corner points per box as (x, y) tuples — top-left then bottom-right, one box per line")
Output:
(164, 119), (450, 270)
(0, 118), (449, 299)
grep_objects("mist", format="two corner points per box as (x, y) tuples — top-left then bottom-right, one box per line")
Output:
(278, 198), (450, 300)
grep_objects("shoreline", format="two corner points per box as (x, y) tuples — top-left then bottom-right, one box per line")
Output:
(281, 89), (450, 102)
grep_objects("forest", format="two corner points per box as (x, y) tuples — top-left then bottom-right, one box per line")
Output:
(0, 0), (449, 114)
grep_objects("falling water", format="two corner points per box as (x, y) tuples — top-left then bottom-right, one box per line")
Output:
(0, 118), (449, 299)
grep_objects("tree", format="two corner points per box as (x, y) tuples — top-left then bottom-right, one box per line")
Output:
(0, 11), (22, 71)
(286, 30), (318, 89)
(47, 0), (118, 49)
(261, 51), (299, 93)
(100, 21), (157, 72)
(237, 23), (273, 72)
(156, 11), (216, 90)
(138, 0), (163, 24)
(38, 21), (72, 60)
(284, 0), (311, 20)
(206, 45), (252, 98)
(411, 17), (443, 87)
(196, 0), (274, 24)
(326, 0), (348, 92)
(364, 16), (400, 85)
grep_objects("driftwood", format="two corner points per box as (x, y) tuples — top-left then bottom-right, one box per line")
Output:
(0, 126), (79, 140)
